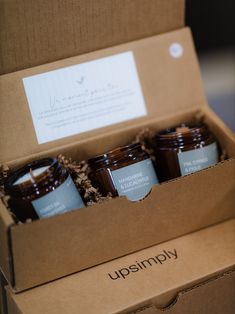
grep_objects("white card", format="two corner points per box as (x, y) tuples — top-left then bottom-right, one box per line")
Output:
(23, 52), (147, 144)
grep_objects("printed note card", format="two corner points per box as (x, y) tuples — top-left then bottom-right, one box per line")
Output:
(23, 52), (147, 144)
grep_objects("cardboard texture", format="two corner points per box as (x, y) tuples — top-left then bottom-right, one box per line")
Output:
(136, 271), (235, 314)
(4, 219), (235, 314)
(0, 273), (7, 314)
(0, 28), (207, 163)
(0, 28), (235, 292)
(0, 0), (185, 75)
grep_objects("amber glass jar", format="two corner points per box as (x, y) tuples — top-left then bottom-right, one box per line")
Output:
(5, 158), (85, 222)
(88, 143), (159, 201)
(153, 124), (219, 181)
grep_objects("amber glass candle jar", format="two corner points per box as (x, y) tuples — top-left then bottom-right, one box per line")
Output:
(88, 143), (159, 201)
(153, 124), (219, 181)
(5, 158), (85, 222)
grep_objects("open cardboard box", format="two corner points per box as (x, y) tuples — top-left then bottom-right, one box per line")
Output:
(3, 218), (235, 314)
(0, 25), (235, 292)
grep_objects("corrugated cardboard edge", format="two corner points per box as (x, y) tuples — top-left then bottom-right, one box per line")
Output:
(129, 268), (235, 313)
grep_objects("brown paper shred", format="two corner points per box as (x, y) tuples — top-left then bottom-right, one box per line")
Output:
(57, 154), (113, 205)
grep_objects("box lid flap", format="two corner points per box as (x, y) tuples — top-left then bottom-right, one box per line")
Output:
(5, 219), (235, 314)
(0, 28), (206, 163)
(0, 0), (185, 75)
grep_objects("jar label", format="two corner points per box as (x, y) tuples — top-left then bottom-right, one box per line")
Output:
(32, 175), (84, 218)
(177, 142), (219, 176)
(111, 159), (158, 201)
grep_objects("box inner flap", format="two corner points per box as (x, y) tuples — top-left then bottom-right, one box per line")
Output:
(0, 0), (185, 75)
(0, 28), (206, 163)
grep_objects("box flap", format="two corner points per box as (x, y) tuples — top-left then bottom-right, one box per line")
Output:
(0, 28), (206, 163)
(5, 219), (235, 313)
(0, 0), (185, 75)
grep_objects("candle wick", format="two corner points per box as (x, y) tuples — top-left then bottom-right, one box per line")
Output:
(29, 168), (36, 183)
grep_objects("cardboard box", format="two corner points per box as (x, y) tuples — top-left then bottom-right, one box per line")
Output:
(0, 26), (235, 292)
(0, 0), (185, 74)
(0, 272), (7, 314)
(4, 218), (235, 314)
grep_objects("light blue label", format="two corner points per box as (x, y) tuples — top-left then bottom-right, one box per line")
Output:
(32, 175), (84, 218)
(178, 142), (219, 176)
(111, 158), (158, 201)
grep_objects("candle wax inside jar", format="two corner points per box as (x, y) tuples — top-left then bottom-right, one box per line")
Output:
(13, 166), (50, 185)
(176, 126), (190, 133)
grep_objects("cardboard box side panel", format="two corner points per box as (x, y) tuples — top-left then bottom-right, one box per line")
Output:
(5, 219), (235, 314)
(0, 202), (14, 286)
(134, 271), (235, 314)
(0, 28), (206, 163)
(6, 289), (21, 314)
(203, 107), (235, 157)
(0, 0), (185, 75)
(9, 159), (235, 291)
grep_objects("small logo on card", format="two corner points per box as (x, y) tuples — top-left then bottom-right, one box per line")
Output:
(76, 76), (85, 85)
(169, 43), (183, 58)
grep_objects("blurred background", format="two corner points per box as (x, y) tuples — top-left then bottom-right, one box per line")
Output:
(186, 0), (235, 132)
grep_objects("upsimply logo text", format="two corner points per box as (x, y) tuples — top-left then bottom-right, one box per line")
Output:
(108, 249), (178, 281)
